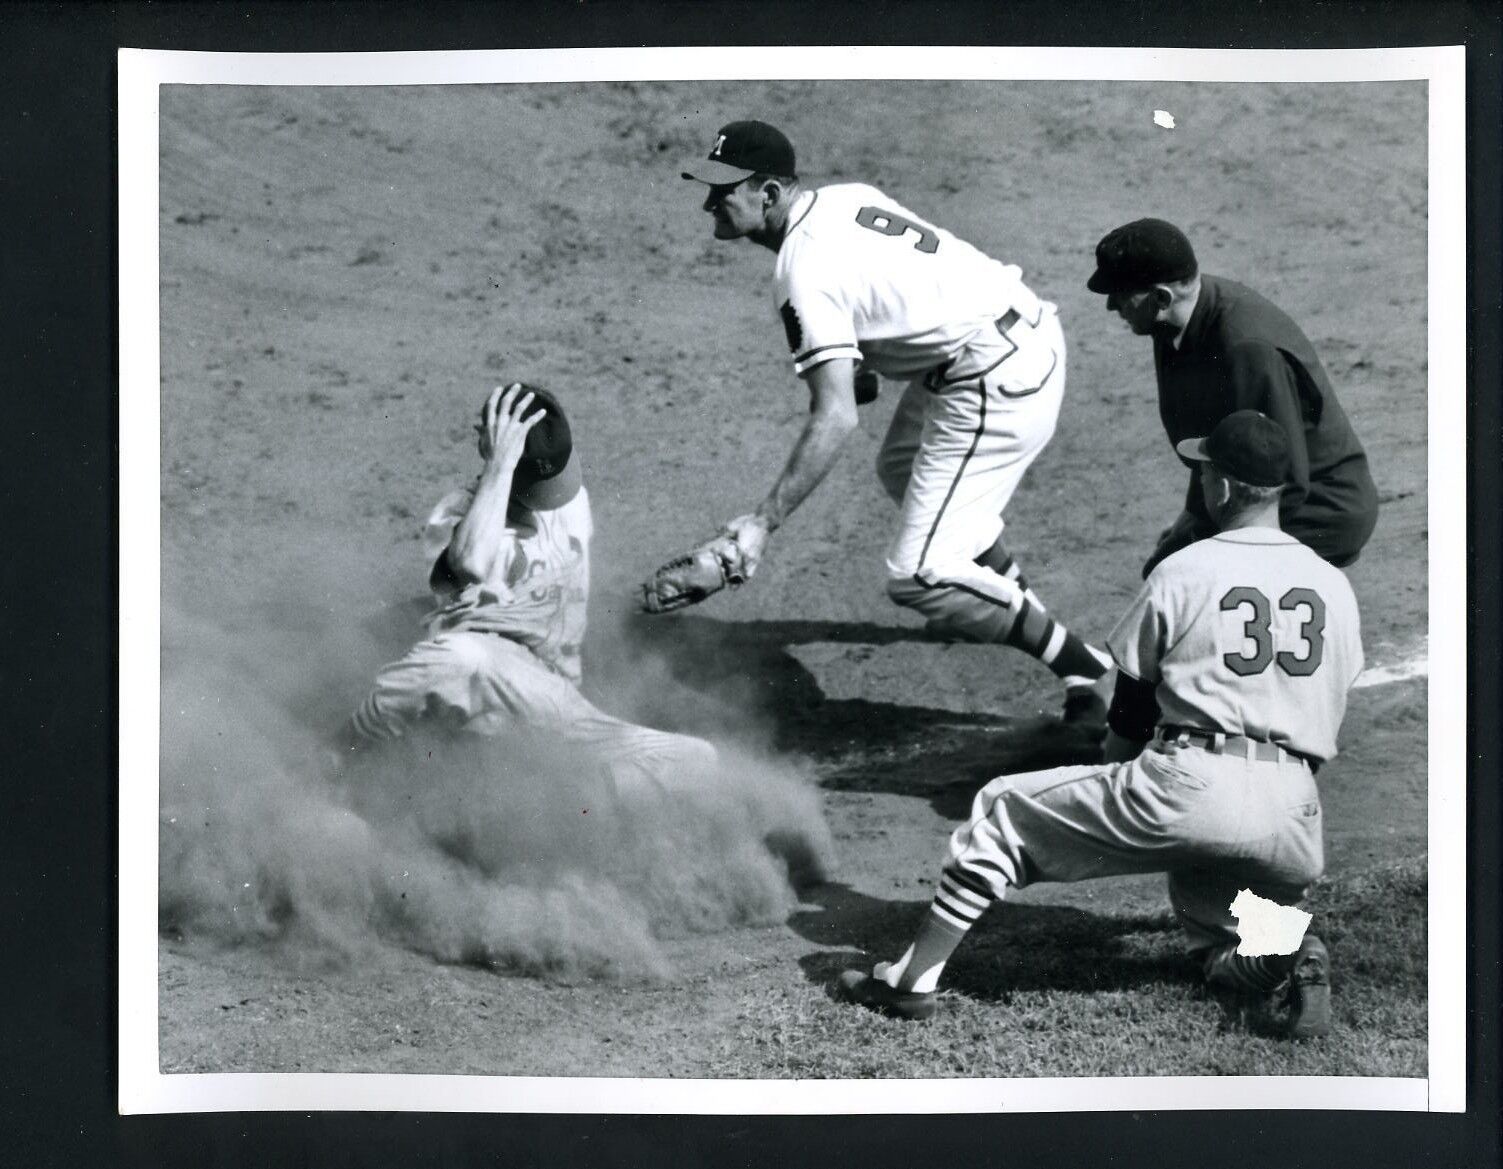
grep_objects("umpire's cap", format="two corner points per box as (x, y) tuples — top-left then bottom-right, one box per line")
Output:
(1087, 218), (1198, 294)
(1176, 410), (1291, 487)
(682, 121), (797, 186)
(506, 384), (582, 511)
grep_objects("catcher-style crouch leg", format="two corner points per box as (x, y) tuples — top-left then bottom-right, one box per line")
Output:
(836, 744), (1328, 1030)
(879, 313), (1110, 718)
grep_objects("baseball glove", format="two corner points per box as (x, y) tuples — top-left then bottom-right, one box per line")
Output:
(640, 539), (745, 614)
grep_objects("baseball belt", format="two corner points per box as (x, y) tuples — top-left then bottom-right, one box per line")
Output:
(1157, 725), (1318, 771)
(995, 306), (1022, 334)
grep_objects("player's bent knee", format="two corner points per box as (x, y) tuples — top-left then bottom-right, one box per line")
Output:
(885, 574), (922, 606)
(423, 632), (497, 674)
(884, 574), (960, 623)
(885, 571), (1019, 644)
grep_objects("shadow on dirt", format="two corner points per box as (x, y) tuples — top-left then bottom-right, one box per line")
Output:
(613, 611), (1105, 814)
(789, 880), (1200, 1001)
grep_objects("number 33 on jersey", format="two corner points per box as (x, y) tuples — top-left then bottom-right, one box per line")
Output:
(772, 183), (1047, 380)
(1107, 528), (1364, 763)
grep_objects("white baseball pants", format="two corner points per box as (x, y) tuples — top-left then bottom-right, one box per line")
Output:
(351, 631), (718, 795)
(878, 307), (1066, 639)
(942, 741), (1325, 952)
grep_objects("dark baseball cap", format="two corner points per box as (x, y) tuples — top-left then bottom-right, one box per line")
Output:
(1087, 218), (1198, 295)
(681, 120), (797, 186)
(499, 384), (582, 510)
(1176, 410), (1292, 487)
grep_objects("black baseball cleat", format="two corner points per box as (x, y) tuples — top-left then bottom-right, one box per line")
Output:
(1061, 686), (1108, 726)
(834, 969), (939, 1021)
(1285, 934), (1332, 1039)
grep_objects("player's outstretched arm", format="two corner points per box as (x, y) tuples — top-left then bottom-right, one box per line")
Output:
(639, 362), (859, 612)
(757, 359), (860, 525)
(721, 359), (860, 577)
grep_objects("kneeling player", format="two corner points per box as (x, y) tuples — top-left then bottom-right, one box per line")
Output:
(337, 382), (717, 795)
(835, 411), (1363, 1038)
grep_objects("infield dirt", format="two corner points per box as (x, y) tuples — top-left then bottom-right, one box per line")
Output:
(154, 79), (1430, 1080)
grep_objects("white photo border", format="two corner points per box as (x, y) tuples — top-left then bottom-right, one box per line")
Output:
(118, 44), (1467, 1116)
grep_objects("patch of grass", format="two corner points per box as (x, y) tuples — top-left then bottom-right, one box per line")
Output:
(713, 858), (1426, 1079)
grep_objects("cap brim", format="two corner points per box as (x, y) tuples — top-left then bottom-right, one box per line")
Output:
(1087, 268), (1128, 295)
(513, 457), (582, 511)
(681, 158), (757, 186)
(1087, 266), (1196, 295)
(1175, 436), (1213, 463)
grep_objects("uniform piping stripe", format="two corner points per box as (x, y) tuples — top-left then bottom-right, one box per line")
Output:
(936, 304), (1050, 387)
(915, 382), (987, 572)
(794, 342), (860, 365)
(785, 188), (818, 238)
(1040, 622), (1068, 665)
(937, 337), (1016, 386)
(911, 577), (1021, 634)
(997, 348), (1059, 399)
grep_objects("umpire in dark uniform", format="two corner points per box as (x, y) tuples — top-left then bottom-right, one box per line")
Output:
(1088, 219), (1379, 576)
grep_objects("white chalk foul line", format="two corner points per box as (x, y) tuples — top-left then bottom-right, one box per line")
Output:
(1353, 652), (1429, 690)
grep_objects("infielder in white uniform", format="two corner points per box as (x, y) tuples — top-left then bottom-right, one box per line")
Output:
(339, 383), (718, 795)
(679, 121), (1111, 721)
(836, 412), (1362, 1038)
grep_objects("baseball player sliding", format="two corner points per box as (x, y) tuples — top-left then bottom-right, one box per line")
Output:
(644, 121), (1111, 723)
(335, 383), (718, 795)
(836, 412), (1362, 1039)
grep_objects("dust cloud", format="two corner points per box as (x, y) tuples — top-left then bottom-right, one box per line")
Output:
(159, 581), (835, 983)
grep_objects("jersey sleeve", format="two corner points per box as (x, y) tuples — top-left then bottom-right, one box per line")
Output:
(776, 258), (862, 376)
(1106, 574), (1172, 684)
(421, 487), (474, 566)
(1226, 340), (1312, 513)
(421, 483), (520, 601)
